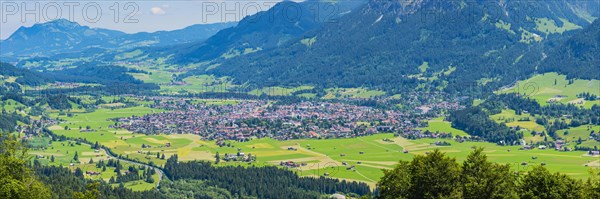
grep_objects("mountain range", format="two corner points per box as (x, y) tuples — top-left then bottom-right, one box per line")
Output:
(201, 0), (599, 93)
(144, 0), (368, 63)
(0, 19), (235, 58)
(1, 0), (599, 95)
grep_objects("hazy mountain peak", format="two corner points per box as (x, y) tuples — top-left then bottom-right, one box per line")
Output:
(41, 18), (80, 28)
(1, 20), (235, 58)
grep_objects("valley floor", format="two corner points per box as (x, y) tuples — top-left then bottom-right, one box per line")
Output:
(39, 106), (600, 188)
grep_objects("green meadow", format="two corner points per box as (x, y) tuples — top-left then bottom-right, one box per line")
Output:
(490, 109), (549, 142)
(249, 86), (314, 96)
(557, 125), (600, 148)
(323, 88), (386, 99)
(418, 117), (470, 136)
(498, 72), (600, 107)
(534, 17), (581, 34)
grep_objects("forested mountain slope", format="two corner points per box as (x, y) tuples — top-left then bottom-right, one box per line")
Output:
(540, 19), (600, 80)
(161, 0), (367, 63)
(201, 0), (598, 94)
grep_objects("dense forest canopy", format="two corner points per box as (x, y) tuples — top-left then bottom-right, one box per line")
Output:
(378, 148), (600, 199)
(164, 155), (371, 198)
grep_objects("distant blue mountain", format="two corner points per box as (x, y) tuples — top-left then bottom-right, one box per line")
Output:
(0, 19), (236, 58)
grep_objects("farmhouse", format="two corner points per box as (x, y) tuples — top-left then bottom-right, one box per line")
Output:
(86, 171), (100, 175)
(280, 161), (301, 168)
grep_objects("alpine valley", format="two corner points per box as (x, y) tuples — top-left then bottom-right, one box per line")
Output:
(1, 0), (600, 198)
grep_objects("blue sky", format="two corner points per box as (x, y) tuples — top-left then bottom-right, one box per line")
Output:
(0, 0), (295, 39)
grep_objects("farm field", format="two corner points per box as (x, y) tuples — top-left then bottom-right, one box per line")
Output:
(497, 72), (600, 107)
(557, 125), (600, 148)
(322, 88), (386, 99)
(159, 75), (234, 94)
(418, 117), (470, 137)
(249, 86), (314, 96)
(1, 99), (27, 113)
(46, 106), (600, 187)
(490, 109), (549, 142)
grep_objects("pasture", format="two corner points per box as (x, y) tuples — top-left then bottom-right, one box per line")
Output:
(322, 88), (386, 99)
(249, 86), (314, 96)
(418, 117), (470, 136)
(490, 109), (549, 142)
(557, 125), (600, 148)
(498, 72), (600, 107)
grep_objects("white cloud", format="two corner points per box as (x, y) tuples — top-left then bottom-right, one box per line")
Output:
(150, 7), (166, 15)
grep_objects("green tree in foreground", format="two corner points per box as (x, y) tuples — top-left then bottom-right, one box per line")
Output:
(461, 148), (517, 199)
(519, 166), (584, 199)
(378, 148), (600, 199)
(0, 134), (50, 199)
(73, 182), (100, 199)
(584, 169), (600, 199)
(378, 149), (461, 199)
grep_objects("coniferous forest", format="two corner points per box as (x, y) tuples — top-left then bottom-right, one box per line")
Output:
(164, 155), (371, 198)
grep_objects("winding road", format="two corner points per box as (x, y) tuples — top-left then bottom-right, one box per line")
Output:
(99, 147), (169, 187)
(77, 141), (169, 188)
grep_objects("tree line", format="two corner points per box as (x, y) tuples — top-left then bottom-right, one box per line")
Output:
(448, 106), (522, 144)
(377, 148), (600, 199)
(163, 155), (371, 198)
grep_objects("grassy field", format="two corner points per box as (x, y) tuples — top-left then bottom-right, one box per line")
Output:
(160, 75), (234, 94)
(212, 134), (599, 186)
(535, 17), (581, 34)
(323, 88), (386, 99)
(418, 117), (470, 137)
(557, 125), (600, 149)
(498, 73), (600, 107)
(1, 99), (27, 113)
(490, 109), (549, 143)
(249, 86), (314, 96)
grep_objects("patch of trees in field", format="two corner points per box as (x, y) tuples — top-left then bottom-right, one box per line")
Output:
(578, 92), (599, 101)
(164, 155), (371, 198)
(448, 106), (522, 144)
(378, 148), (600, 199)
(488, 94), (600, 140)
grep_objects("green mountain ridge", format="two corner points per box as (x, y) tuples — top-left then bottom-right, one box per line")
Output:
(540, 18), (600, 79)
(192, 0), (598, 95)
